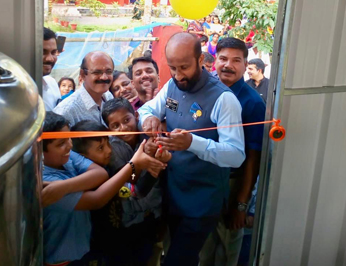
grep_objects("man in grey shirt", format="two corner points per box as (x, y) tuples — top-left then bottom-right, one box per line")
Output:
(54, 51), (114, 126)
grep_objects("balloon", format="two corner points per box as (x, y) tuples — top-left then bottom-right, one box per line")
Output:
(170, 0), (218, 20)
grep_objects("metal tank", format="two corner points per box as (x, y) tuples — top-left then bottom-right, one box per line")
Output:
(0, 53), (45, 266)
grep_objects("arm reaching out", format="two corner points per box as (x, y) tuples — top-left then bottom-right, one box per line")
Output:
(74, 140), (167, 210)
(42, 163), (108, 208)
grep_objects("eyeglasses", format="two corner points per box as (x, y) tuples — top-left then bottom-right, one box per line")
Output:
(83, 68), (114, 77)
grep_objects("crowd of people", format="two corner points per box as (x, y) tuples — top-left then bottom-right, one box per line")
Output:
(42, 21), (270, 266)
(176, 13), (272, 82)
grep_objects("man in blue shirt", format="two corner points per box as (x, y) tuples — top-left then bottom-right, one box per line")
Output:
(138, 32), (245, 266)
(199, 37), (266, 266)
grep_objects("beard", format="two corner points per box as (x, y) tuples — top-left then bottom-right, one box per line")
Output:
(172, 67), (202, 92)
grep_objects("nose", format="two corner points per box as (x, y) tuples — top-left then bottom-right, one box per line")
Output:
(119, 123), (128, 132)
(105, 143), (112, 156)
(100, 72), (108, 79)
(224, 60), (231, 68)
(174, 70), (184, 82)
(67, 139), (73, 150)
(141, 71), (150, 80)
(119, 86), (127, 93)
(44, 53), (54, 63)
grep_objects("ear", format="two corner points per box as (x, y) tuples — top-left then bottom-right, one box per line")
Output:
(199, 53), (205, 68)
(135, 111), (139, 123)
(80, 68), (86, 80)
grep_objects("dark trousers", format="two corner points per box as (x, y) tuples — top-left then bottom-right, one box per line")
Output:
(164, 215), (219, 266)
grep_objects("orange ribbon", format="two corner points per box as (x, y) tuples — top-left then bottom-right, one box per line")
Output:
(38, 119), (285, 142)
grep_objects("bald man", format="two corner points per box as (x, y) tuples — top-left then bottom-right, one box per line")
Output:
(138, 32), (245, 266)
(54, 51), (114, 126)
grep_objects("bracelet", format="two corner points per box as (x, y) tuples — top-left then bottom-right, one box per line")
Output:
(128, 161), (136, 181)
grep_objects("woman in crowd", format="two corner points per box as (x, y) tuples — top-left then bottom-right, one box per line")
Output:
(207, 33), (220, 58)
(208, 15), (224, 36)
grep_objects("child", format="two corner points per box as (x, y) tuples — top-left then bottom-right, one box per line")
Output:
(101, 98), (171, 265)
(200, 35), (209, 52)
(42, 112), (165, 265)
(58, 77), (75, 101)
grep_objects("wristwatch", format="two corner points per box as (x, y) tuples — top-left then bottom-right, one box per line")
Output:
(237, 202), (248, 212)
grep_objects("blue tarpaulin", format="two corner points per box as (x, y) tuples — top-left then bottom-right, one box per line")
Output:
(51, 22), (170, 82)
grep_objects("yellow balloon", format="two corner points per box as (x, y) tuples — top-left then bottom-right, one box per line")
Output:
(170, 0), (218, 20)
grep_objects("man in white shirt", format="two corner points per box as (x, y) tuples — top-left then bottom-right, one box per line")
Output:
(244, 46), (271, 80)
(54, 51), (114, 126)
(42, 27), (61, 111)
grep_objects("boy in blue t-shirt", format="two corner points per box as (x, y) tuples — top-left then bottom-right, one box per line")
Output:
(42, 112), (166, 265)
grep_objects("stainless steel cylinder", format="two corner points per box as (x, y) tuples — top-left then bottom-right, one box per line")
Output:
(0, 53), (45, 266)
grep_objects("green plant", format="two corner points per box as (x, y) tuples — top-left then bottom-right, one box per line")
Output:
(78, 0), (106, 18)
(220, 0), (278, 53)
(48, 0), (59, 15)
(169, 8), (178, 18)
(152, 7), (161, 18)
(112, 2), (119, 9)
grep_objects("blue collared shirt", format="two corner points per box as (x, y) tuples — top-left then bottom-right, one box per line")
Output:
(138, 78), (245, 168)
(43, 151), (93, 263)
(229, 77), (266, 151)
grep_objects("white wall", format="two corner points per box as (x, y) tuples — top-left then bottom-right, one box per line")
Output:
(259, 0), (346, 265)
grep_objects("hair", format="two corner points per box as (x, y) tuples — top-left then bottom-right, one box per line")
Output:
(112, 70), (127, 82)
(102, 98), (135, 126)
(216, 37), (248, 60)
(58, 77), (76, 91)
(43, 112), (70, 152)
(213, 15), (220, 23)
(128, 56), (159, 79)
(248, 58), (266, 74)
(70, 120), (109, 155)
(143, 50), (152, 58)
(212, 32), (220, 38)
(202, 52), (215, 64)
(200, 35), (209, 44)
(236, 19), (242, 24)
(43, 27), (56, 41)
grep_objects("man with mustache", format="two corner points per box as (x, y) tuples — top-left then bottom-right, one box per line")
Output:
(199, 37), (266, 266)
(54, 51), (114, 126)
(128, 56), (160, 105)
(42, 27), (62, 111)
(138, 32), (245, 266)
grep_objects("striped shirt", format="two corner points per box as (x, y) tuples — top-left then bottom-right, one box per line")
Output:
(54, 85), (113, 126)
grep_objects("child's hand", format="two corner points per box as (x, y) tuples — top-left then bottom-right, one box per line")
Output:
(41, 180), (68, 208)
(144, 137), (158, 157)
(155, 148), (172, 163)
(131, 139), (167, 177)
